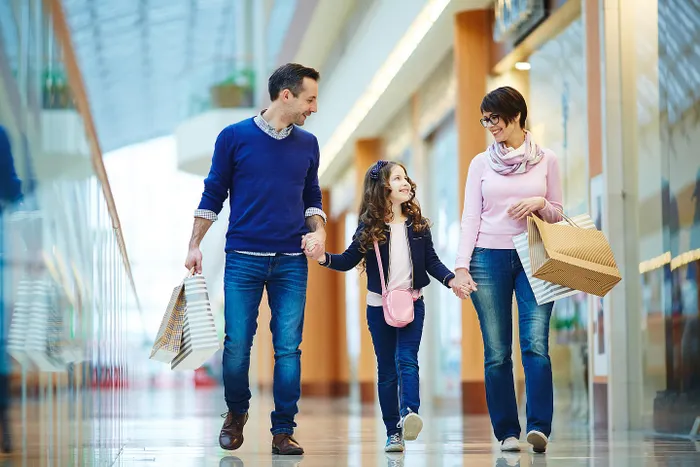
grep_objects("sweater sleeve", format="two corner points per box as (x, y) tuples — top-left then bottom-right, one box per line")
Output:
(197, 127), (234, 214)
(319, 223), (364, 271)
(455, 156), (484, 271)
(424, 226), (455, 287)
(537, 151), (564, 223)
(302, 136), (323, 212)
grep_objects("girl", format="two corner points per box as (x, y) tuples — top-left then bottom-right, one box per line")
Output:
(309, 160), (465, 452)
(453, 86), (563, 453)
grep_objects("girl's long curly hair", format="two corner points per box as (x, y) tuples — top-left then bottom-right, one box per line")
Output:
(357, 161), (429, 264)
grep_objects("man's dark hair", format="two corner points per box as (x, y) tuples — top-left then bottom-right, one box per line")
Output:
(480, 86), (528, 128)
(268, 63), (320, 101)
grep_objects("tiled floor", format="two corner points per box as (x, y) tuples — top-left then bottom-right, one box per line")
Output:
(1, 386), (697, 466)
(111, 387), (700, 467)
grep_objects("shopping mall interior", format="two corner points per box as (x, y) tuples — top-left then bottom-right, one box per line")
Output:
(0, 0), (699, 465)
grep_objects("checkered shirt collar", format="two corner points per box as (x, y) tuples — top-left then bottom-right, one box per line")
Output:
(253, 109), (293, 140)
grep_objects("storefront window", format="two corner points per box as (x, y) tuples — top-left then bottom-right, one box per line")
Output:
(634, 0), (700, 435)
(528, 16), (591, 424)
(426, 116), (462, 399)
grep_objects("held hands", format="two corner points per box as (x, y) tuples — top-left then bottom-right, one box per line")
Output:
(448, 278), (472, 299)
(450, 269), (478, 299)
(508, 196), (546, 221)
(301, 230), (327, 261)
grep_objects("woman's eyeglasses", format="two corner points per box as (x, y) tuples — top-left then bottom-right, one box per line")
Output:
(479, 114), (500, 127)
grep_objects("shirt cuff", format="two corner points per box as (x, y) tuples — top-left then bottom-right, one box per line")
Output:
(305, 207), (327, 224)
(194, 209), (218, 221)
(442, 272), (456, 287)
(319, 252), (331, 267)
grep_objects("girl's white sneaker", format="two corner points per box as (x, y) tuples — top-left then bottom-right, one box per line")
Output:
(384, 433), (405, 452)
(526, 430), (548, 453)
(399, 412), (423, 441)
(500, 436), (520, 452)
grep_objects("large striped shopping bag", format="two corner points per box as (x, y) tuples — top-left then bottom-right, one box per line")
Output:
(513, 213), (598, 305)
(170, 274), (220, 371)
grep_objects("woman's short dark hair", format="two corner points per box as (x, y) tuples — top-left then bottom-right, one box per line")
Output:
(268, 63), (320, 101)
(480, 86), (527, 128)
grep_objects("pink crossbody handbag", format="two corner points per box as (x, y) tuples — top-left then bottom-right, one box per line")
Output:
(373, 240), (418, 328)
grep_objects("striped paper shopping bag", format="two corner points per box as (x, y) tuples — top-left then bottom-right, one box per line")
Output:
(149, 281), (186, 363)
(171, 274), (220, 371)
(528, 214), (622, 297)
(7, 279), (35, 367)
(513, 214), (596, 305)
(25, 279), (65, 372)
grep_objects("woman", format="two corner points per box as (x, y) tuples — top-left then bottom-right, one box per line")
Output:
(453, 86), (563, 453)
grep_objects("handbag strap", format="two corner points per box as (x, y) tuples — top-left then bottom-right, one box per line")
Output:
(373, 240), (388, 295)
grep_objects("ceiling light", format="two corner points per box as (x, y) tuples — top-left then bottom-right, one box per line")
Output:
(318, 0), (451, 178)
(515, 61), (531, 71)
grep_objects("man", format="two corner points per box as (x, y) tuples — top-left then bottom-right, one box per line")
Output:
(184, 63), (326, 455)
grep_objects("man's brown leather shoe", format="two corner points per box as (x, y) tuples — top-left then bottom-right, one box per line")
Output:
(271, 433), (304, 455)
(219, 412), (248, 450)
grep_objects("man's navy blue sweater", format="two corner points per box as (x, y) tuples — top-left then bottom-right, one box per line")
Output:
(197, 118), (323, 253)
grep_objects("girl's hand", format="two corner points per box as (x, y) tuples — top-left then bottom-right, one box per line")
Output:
(508, 196), (546, 221)
(450, 269), (477, 299)
(448, 279), (472, 299)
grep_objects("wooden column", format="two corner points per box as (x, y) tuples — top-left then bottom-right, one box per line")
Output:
(355, 138), (382, 402)
(302, 190), (349, 396)
(332, 214), (350, 396)
(454, 9), (491, 415)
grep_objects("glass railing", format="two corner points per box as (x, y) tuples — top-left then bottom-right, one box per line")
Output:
(0, 0), (141, 463)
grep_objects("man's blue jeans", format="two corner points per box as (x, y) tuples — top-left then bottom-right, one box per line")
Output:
(469, 248), (554, 441)
(366, 298), (425, 436)
(222, 252), (307, 435)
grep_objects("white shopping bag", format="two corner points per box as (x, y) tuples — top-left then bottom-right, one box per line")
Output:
(25, 279), (66, 372)
(170, 274), (221, 371)
(513, 213), (596, 305)
(7, 279), (34, 367)
(8, 278), (66, 372)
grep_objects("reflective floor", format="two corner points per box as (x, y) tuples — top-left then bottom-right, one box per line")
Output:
(108, 387), (700, 467)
